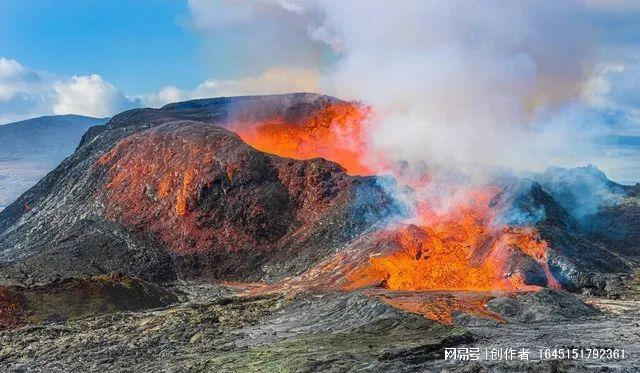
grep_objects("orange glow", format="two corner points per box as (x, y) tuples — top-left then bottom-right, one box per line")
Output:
(176, 169), (196, 216)
(231, 103), (375, 175)
(371, 291), (507, 325)
(96, 124), (262, 254)
(225, 100), (560, 293)
(96, 99), (560, 297)
(345, 188), (558, 292)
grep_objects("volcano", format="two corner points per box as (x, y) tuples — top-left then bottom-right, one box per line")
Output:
(0, 94), (399, 286)
(0, 93), (634, 293)
(1, 93), (640, 370)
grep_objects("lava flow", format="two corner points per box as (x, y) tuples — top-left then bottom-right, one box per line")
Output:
(345, 189), (560, 292)
(230, 102), (376, 176)
(232, 101), (560, 293)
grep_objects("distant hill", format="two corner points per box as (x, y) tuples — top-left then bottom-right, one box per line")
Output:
(0, 115), (108, 210)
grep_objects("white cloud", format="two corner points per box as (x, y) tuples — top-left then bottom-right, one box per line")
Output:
(142, 86), (187, 108)
(53, 74), (136, 117)
(0, 57), (28, 79)
(580, 61), (640, 136)
(1, 55), (316, 123)
(581, 62), (640, 112)
(0, 57), (42, 103)
(581, 63), (626, 108)
(0, 57), (139, 124)
(144, 86), (185, 108)
(182, 0), (640, 182)
(232, 1), (594, 172)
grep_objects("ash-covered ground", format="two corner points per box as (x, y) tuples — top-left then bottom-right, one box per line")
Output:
(1, 280), (640, 372)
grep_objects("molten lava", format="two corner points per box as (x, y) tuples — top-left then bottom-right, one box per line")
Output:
(345, 194), (559, 292)
(97, 98), (559, 296)
(227, 100), (560, 293)
(371, 290), (507, 325)
(91, 97), (564, 325)
(231, 102), (375, 175)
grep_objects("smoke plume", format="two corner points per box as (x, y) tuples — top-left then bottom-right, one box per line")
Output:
(187, 0), (640, 181)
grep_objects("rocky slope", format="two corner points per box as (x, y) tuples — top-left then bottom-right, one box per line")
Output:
(0, 273), (177, 330)
(1, 94), (638, 293)
(0, 94), (397, 286)
(529, 166), (640, 293)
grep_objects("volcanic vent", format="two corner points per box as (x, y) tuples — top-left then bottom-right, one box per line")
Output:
(0, 94), (397, 285)
(223, 98), (561, 293)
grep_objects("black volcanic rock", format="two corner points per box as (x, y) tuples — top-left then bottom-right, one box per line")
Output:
(0, 289), (471, 371)
(579, 186), (640, 261)
(493, 177), (634, 292)
(0, 272), (178, 329)
(529, 165), (640, 293)
(486, 289), (600, 323)
(0, 94), (399, 285)
(535, 165), (630, 217)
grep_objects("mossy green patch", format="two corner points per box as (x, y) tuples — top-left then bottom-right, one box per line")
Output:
(196, 315), (471, 372)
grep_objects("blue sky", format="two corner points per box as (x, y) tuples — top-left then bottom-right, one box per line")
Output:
(0, 0), (325, 123)
(0, 0), (202, 93)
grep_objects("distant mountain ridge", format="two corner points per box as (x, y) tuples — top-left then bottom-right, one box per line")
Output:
(0, 114), (108, 210)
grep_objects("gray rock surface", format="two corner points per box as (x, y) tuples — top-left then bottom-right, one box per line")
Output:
(486, 289), (600, 323)
(436, 296), (640, 372)
(0, 287), (471, 372)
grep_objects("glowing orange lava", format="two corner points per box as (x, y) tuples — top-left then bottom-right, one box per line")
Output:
(231, 102), (375, 175)
(371, 290), (507, 325)
(344, 188), (559, 292)
(228, 101), (560, 293)
(96, 99), (560, 299)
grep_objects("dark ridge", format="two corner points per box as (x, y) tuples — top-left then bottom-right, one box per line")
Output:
(0, 273), (178, 329)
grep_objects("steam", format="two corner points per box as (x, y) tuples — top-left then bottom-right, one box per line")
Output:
(187, 0), (640, 181)
(292, 0), (594, 174)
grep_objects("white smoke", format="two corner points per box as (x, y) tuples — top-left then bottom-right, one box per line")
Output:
(286, 0), (595, 174)
(187, 0), (640, 181)
(142, 67), (318, 107)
